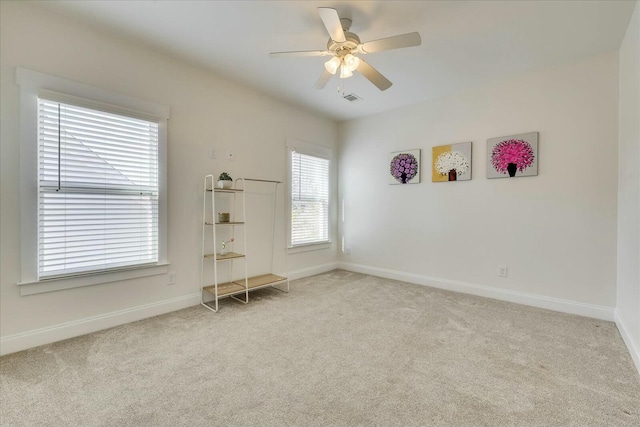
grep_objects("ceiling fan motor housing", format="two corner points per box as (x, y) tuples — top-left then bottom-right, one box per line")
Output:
(327, 31), (361, 57)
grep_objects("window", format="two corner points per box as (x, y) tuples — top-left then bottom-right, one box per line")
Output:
(38, 96), (159, 279)
(288, 141), (330, 247)
(17, 68), (169, 294)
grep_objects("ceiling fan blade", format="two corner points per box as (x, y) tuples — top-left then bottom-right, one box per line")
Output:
(318, 7), (346, 43)
(357, 59), (392, 91)
(270, 50), (330, 58)
(360, 32), (422, 54)
(314, 69), (333, 89)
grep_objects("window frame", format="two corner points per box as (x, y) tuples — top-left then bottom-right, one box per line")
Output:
(286, 138), (332, 252)
(16, 68), (169, 296)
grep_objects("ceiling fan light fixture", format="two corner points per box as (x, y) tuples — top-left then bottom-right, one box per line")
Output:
(339, 64), (353, 79)
(324, 56), (341, 74)
(344, 54), (360, 71)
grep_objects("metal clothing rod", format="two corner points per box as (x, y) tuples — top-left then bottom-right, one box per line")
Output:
(239, 178), (282, 184)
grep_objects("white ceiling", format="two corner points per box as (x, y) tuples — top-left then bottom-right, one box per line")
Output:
(36, 1), (635, 122)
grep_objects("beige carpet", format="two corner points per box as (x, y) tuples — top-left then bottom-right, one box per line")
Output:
(1, 270), (639, 426)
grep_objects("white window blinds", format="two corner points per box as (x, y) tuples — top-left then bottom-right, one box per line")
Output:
(38, 96), (159, 279)
(290, 151), (329, 246)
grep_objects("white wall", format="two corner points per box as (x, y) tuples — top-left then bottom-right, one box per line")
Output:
(616, 0), (640, 373)
(0, 2), (338, 354)
(338, 51), (619, 318)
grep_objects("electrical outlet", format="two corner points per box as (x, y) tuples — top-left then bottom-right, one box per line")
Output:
(227, 151), (235, 161)
(168, 272), (177, 285)
(498, 265), (508, 277)
(209, 148), (216, 159)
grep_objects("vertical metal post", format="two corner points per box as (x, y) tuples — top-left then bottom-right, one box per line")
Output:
(212, 176), (219, 311)
(279, 182), (290, 292)
(229, 177), (248, 304)
(201, 175), (218, 312)
(200, 176), (206, 302)
(242, 178), (249, 302)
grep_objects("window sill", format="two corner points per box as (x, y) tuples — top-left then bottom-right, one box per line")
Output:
(17, 263), (169, 296)
(287, 242), (332, 254)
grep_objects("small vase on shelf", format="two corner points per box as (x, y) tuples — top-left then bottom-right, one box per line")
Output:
(217, 180), (232, 189)
(219, 238), (234, 257)
(217, 172), (233, 189)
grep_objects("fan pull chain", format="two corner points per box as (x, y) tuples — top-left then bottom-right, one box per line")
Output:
(336, 73), (346, 97)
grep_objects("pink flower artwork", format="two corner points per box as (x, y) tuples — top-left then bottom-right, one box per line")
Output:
(490, 139), (535, 177)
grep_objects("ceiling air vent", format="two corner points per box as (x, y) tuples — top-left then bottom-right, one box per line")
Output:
(343, 93), (362, 102)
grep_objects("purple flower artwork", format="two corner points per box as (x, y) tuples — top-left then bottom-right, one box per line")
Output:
(389, 149), (420, 184)
(487, 132), (538, 179)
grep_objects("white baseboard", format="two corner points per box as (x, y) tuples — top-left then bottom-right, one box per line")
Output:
(615, 309), (640, 376)
(338, 262), (615, 321)
(0, 293), (201, 356)
(1, 262), (620, 358)
(288, 262), (339, 281)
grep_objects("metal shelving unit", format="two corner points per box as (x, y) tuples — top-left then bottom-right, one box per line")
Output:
(200, 175), (289, 312)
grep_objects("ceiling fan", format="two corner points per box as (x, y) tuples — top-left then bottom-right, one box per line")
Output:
(270, 7), (421, 91)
